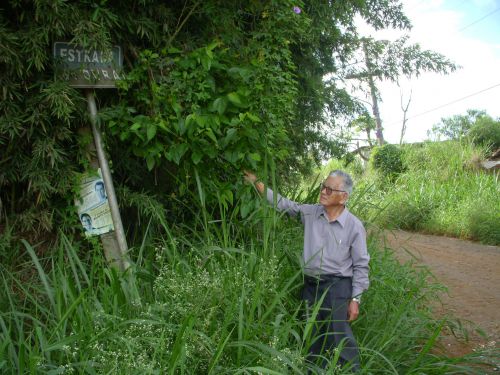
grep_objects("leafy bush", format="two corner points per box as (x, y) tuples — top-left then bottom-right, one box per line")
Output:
(376, 187), (438, 231)
(359, 140), (500, 245)
(468, 116), (500, 150)
(468, 203), (500, 245)
(370, 144), (406, 180)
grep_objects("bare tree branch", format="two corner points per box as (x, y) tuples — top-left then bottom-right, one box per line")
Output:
(399, 88), (412, 145)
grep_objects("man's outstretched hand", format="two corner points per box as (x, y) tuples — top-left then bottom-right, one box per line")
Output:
(243, 171), (257, 184)
(243, 171), (265, 194)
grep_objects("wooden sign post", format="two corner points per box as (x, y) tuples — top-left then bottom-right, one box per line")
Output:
(54, 42), (130, 271)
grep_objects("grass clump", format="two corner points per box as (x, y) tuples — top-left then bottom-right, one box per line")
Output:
(1, 193), (495, 373)
(467, 203), (500, 245)
(362, 140), (500, 245)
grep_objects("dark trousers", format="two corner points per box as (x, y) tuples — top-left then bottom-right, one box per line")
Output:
(302, 275), (360, 372)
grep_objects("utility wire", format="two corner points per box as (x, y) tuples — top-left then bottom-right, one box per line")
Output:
(386, 83), (500, 125)
(458, 7), (500, 32)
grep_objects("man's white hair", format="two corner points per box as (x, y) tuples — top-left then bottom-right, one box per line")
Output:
(328, 170), (353, 195)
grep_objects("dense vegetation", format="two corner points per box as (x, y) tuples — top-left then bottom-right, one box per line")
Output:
(1, 1), (493, 373)
(0, 0), (458, 247)
(346, 140), (500, 246)
(429, 109), (500, 150)
(0, 0), (371, 241)
(1, 199), (493, 373)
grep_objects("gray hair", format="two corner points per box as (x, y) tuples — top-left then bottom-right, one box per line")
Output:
(328, 170), (353, 195)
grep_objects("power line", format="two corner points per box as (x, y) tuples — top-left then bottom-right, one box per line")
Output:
(386, 83), (500, 125)
(458, 7), (500, 32)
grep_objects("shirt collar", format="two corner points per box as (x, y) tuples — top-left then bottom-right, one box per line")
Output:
(318, 206), (349, 227)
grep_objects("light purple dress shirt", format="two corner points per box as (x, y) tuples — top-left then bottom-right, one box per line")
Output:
(266, 188), (370, 298)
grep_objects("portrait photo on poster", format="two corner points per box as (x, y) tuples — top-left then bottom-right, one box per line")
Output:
(94, 181), (107, 202)
(75, 169), (114, 237)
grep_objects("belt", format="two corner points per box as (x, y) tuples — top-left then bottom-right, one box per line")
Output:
(304, 274), (351, 284)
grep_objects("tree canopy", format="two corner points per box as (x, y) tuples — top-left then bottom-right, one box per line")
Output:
(0, 0), (455, 238)
(428, 109), (488, 140)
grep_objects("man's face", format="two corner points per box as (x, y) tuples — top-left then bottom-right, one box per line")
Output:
(81, 215), (92, 230)
(96, 183), (105, 198)
(319, 176), (348, 207)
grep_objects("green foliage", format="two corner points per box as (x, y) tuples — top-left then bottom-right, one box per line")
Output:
(346, 36), (457, 83)
(381, 192), (438, 231)
(467, 115), (500, 150)
(468, 203), (500, 246)
(350, 114), (377, 146)
(428, 109), (486, 140)
(1, 0), (429, 243)
(370, 144), (405, 180)
(101, 41), (292, 211)
(0, 217), (493, 373)
(361, 140), (500, 245)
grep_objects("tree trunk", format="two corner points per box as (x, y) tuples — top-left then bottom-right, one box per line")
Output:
(363, 41), (385, 146)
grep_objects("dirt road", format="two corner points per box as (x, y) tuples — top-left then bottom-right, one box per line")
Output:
(380, 229), (500, 357)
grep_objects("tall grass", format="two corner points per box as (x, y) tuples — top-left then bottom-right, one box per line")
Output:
(0, 179), (496, 374)
(358, 140), (500, 245)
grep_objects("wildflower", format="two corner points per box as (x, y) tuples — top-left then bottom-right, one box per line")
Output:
(293, 6), (301, 14)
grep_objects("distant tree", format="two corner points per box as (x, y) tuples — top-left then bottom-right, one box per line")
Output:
(345, 36), (457, 145)
(468, 116), (500, 150)
(350, 114), (377, 147)
(428, 109), (487, 140)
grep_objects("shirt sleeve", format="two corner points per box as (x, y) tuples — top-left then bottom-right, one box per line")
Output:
(350, 223), (370, 298)
(265, 188), (301, 218)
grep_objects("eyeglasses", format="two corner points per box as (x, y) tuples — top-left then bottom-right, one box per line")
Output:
(320, 183), (346, 195)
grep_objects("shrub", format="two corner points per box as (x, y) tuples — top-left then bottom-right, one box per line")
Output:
(378, 193), (437, 231)
(370, 144), (406, 180)
(467, 117), (500, 150)
(468, 203), (500, 245)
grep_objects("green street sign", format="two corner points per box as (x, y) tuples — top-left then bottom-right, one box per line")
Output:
(53, 42), (124, 88)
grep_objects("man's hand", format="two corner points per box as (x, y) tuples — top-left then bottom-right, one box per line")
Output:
(347, 300), (359, 322)
(244, 171), (257, 184)
(244, 171), (265, 194)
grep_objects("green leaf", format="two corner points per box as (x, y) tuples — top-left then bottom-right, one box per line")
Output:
(249, 153), (261, 161)
(191, 151), (202, 164)
(178, 119), (187, 135)
(146, 124), (157, 141)
(167, 143), (189, 165)
(146, 155), (155, 170)
(224, 150), (239, 164)
(205, 128), (218, 144)
(195, 115), (208, 127)
(171, 98), (182, 116)
(212, 97), (227, 115)
(200, 54), (212, 70)
(246, 112), (261, 122)
(227, 92), (241, 105)
(240, 201), (252, 218)
(222, 189), (233, 205)
(221, 128), (238, 147)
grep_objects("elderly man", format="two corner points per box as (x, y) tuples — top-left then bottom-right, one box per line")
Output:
(244, 170), (370, 371)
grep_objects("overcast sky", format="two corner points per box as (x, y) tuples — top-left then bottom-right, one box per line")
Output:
(355, 0), (500, 144)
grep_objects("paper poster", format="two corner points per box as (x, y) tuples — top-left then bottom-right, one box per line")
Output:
(75, 169), (114, 237)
